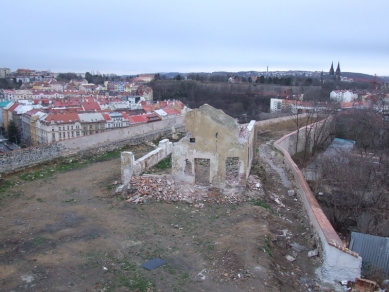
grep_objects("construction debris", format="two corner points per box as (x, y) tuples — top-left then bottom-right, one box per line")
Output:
(287, 190), (295, 197)
(308, 249), (319, 257)
(290, 242), (307, 253)
(285, 255), (296, 262)
(115, 174), (265, 205)
(352, 278), (378, 292)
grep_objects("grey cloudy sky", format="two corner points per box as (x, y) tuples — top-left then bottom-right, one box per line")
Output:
(1, 0), (388, 76)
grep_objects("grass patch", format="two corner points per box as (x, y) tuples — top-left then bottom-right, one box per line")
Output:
(33, 236), (48, 247)
(63, 198), (76, 203)
(252, 199), (274, 213)
(79, 251), (101, 270)
(89, 150), (121, 163)
(269, 143), (284, 156)
(19, 169), (55, 181)
(251, 164), (267, 181)
(54, 160), (85, 172)
(154, 155), (172, 170)
(0, 180), (22, 205)
(262, 235), (272, 257)
(36, 198), (43, 202)
(117, 261), (155, 292)
(106, 184), (116, 190)
(18, 150), (122, 182)
(0, 179), (16, 194)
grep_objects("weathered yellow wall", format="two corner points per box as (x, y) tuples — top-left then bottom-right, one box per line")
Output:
(172, 104), (255, 188)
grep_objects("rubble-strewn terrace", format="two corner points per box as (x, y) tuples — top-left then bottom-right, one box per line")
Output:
(117, 174), (264, 205)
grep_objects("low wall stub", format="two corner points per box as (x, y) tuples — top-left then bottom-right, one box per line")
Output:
(121, 139), (173, 185)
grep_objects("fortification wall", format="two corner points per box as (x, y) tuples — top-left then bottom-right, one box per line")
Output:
(273, 121), (362, 283)
(0, 116), (184, 174)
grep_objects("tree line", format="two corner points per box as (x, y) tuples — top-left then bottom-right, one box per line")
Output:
(309, 109), (389, 238)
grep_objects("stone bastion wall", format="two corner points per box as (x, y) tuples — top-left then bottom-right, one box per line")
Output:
(271, 118), (362, 283)
(0, 116), (184, 174)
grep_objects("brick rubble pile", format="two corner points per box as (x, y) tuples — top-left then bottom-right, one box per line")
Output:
(116, 174), (265, 205)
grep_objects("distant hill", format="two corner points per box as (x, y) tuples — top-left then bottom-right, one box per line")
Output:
(341, 72), (385, 82)
(154, 71), (388, 82)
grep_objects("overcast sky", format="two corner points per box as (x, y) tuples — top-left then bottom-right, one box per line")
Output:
(1, 0), (388, 76)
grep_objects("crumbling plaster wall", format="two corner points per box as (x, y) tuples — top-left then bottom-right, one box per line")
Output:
(172, 104), (255, 188)
(274, 119), (362, 283)
(121, 139), (173, 186)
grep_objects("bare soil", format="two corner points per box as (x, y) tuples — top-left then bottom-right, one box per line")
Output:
(0, 137), (329, 292)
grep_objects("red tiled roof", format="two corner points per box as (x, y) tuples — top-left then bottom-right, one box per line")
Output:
(53, 98), (81, 107)
(102, 113), (111, 121)
(121, 112), (130, 120)
(129, 115), (148, 124)
(141, 105), (155, 112)
(45, 112), (80, 124)
(146, 113), (161, 122)
(8, 103), (19, 112)
(82, 99), (101, 111)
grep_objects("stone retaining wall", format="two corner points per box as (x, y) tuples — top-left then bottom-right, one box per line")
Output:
(273, 120), (362, 283)
(0, 116), (184, 174)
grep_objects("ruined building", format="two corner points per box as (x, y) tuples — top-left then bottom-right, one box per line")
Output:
(172, 104), (256, 188)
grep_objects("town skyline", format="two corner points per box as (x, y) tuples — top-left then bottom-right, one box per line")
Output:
(1, 0), (388, 76)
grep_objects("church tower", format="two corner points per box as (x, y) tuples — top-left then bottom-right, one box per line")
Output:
(329, 62), (334, 75)
(335, 62), (341, 81)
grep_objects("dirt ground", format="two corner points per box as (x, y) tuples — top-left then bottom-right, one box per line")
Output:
(0, 135), (335, 292)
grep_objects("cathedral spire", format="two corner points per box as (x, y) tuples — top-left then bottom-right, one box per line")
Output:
(335, 62), (341, 81)
(329, 62), (334, 75)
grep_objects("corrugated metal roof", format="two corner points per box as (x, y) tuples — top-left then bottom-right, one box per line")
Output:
(350, 232), (389, 276)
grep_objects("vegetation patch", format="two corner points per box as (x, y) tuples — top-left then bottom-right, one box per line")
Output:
(252, 199), (274, 213)
(63, 198), (76, 203)
(0, 179), (15, 194)
(262, 235), (272, 257)
(33, 236), (49, 247)
(89, 150), (121, 163)
(116, 261), (155, 292)
(19, 168), (55, 181)
(17, 150), (123, 182)
(153, 155), (172, 170)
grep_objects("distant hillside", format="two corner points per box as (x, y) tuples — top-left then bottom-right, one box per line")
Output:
(341, 72), (385, 82)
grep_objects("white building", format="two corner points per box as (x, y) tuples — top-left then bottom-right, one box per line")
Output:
(38, 112), (82, 143)
(270, 98), (283, 113)
(330, 90), (358, 102)
(0, 68), (11, 78)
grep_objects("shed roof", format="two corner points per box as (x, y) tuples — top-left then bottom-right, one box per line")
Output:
(350, 232), (389, 276)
